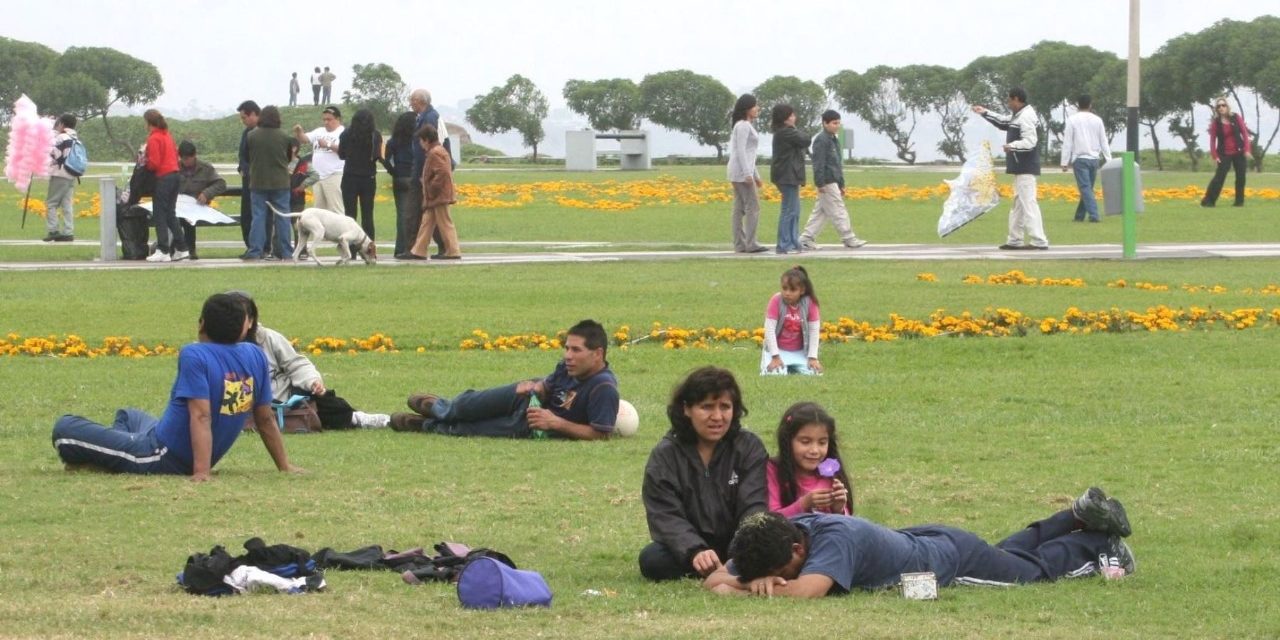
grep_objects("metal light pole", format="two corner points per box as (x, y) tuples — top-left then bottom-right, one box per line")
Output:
(1126, 0), (1140, 159)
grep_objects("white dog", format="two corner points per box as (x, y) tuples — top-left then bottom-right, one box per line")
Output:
(267, 203), (377, 266)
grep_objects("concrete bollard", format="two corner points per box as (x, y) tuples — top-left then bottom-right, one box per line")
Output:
(99, 177), (117, 262)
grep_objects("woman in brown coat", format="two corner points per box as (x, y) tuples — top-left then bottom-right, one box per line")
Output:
(408, 124), (460, 259)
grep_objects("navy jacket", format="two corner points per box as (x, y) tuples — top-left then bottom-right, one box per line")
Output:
(770, 126), (809, 186)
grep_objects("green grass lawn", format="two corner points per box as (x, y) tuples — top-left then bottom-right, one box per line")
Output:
(2, 168), (1280, 638)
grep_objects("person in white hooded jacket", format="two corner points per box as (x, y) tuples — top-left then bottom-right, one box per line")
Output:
(44, 114), (80, 242)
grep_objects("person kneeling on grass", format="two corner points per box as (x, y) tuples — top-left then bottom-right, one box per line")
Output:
(705, 487), (1134, 597)
(391, 319), (618, 440)
(228, 291), (390, 429)
(51, 293), (303, 482)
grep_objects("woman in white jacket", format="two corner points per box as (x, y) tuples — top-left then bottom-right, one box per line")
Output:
(230, 291), (389, 429)
(728, 94), (768, 253)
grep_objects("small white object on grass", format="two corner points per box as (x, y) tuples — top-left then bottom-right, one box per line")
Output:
(614, 399), (639, 437)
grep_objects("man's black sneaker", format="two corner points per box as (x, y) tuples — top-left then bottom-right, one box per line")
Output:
(54, 234), (75, 242)
(42, 233), (59, 242)
(1098, 536), (1135, 580)
(1073, 487), (1132, 537)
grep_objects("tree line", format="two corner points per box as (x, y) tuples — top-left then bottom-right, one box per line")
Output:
(5, 16), (1278, 169)
(479, 16), (1280, 170)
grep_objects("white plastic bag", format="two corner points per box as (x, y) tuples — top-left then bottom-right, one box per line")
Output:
(938, 141), (1000, 237)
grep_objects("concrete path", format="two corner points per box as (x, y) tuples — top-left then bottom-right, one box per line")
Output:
(2, 240), (1280, 271)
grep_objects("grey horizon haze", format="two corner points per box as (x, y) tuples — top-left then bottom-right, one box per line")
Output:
(3, 0), (1276, 160)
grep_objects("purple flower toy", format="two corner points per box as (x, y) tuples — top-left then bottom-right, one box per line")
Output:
(817, 457), (841, 478)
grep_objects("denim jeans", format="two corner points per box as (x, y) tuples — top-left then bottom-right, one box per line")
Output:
(249, 188), (294, 258)
(153, 172), (185, 253)
(776, 184), (801, 253)
(424, 382), (532, 438)
(1072, 158), (1100, 221)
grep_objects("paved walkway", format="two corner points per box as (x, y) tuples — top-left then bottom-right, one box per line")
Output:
(2, 240), (1280, 270)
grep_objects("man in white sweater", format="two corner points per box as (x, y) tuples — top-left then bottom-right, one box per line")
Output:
(1060, 95), (1112, 223)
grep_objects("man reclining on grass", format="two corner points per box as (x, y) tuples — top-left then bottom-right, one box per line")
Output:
(391, 319), (619, 440)
(51, 293), (303, 482)
(705, 487), (1134, 597)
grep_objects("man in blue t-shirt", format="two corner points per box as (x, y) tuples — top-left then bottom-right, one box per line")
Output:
(705, 487), (1135, 597)
(52, 294), (302, 482)
(390, 319), (620, 440)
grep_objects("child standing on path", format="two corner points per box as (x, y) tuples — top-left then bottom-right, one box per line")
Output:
(762, 265), (822, 375)
(728, 94), (768, 253)
(801, 110), (866, 250)
(767, 402), (854, 516)
(770, 105), (808, 254)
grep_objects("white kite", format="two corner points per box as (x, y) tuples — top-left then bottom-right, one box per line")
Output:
(938, 140), (1000, 238)
(137, 194), (237, 226)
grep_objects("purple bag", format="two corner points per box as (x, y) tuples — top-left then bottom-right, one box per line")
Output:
(456, 556), (552, 609)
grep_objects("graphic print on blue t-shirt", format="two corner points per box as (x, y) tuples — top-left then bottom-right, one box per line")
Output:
(220, 374), (255, 415)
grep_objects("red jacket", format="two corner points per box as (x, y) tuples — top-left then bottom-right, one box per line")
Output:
(145, 128), (178, 177)
(1208, 114), (1251, 161)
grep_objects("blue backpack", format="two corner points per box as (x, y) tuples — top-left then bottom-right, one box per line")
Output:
(457, 556), (552, 609)
(64, 136), (88, 177)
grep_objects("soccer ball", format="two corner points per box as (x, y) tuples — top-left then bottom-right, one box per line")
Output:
(615, 399), (639, 437)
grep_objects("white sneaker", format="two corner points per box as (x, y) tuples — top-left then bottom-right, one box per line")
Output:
(146, 250), (171, 263)
(844, 239), (868, 248)
(351, 411), (391, 429)
(172, 250), (190, 261)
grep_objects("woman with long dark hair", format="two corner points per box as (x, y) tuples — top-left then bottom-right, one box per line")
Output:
(1201, 98), (1253, 207)
(381, 111), (419, 257)
(338, 108), (383, 238)
(728, 94), (768, 253)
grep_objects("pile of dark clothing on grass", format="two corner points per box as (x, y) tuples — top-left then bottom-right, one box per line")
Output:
(179, 538), (512, 596)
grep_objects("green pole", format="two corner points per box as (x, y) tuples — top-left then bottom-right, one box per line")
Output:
(1122, 151), (1137, 258)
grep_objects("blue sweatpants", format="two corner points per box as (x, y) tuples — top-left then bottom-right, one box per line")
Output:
(52, 409), (188, 474)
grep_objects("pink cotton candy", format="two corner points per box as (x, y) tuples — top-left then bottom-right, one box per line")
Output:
(4, 94), (56, 193)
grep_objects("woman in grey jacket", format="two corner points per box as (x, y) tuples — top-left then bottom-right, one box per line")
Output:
(770, 105), (808, 254)
(727, 95), (768, 253)
(639, 367), (768, 581)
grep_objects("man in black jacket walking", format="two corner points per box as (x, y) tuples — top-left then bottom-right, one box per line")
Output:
(973, 87), (1049, 250)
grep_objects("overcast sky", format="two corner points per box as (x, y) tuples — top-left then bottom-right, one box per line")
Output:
(4, 1), (1276, 159)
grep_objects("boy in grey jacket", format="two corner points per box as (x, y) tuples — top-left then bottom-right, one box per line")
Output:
(801, 110), (866, 250)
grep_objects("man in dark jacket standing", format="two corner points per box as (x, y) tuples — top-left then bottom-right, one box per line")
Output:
(176, 141), (227, 260)
(801, 110), (866, 250)
(401, 88), (447, 259)
(974, 87), (1049, 250)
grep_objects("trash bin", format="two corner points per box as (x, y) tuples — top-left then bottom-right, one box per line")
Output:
(1100, 158), (1144, 215)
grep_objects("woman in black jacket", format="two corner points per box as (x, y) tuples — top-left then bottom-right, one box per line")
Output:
(337, 109), (383, 239)
(382, 111), (418, 257)
(639, 367), (768, 581)
(770, 104), (808, 254)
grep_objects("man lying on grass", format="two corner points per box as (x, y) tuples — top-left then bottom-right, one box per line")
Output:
(391, 319), (619, 440)
(705, 487), (1133, 597)
(52, 293), (303, 481)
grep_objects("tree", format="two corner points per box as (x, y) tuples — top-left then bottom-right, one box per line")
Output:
(466, 74), (549, 160)
(751, 75), (827, 132)
(38, 47), (162, 156)
(829, 66), (921, 165)
(562, 78), (641, 131)
(1019, 42), (1122, 155)
(0, 37), (58, 125)
(341, 63), (408, 129)
(898, 65), (968, 162)
(638, 70), (734, 158)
